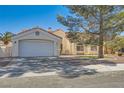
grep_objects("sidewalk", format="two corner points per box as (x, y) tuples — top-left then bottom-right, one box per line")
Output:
(84, 63), (124, 72)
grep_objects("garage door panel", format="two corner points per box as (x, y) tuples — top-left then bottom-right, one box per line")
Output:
(19, 40), (54, 57)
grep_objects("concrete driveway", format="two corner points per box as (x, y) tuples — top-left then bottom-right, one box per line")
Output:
(0, 57), (98, 78)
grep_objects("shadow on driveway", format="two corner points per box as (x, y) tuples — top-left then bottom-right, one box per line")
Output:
(0, 57), (117, 78)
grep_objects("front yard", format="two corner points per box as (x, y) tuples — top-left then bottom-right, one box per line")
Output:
(0, 57), (97, 78)
(0, 55), (123, 78)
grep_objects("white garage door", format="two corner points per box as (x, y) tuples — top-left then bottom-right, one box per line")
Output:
(19, 40), (54, 57)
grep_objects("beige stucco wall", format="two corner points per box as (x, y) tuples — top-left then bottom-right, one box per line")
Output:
(53, 30), (100, 55)
(85, 45), (98, 55)
(76, 45), (99, 55)
(70, 43), (77, 55)
(53, 30), (76, 55)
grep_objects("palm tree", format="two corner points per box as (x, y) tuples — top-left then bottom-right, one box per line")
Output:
(0, 32), (13, 45)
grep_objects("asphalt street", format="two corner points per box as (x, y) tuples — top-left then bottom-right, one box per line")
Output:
(0, 71), (124, 88)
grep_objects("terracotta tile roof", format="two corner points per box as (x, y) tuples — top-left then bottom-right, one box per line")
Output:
(53, 29), (64, 32)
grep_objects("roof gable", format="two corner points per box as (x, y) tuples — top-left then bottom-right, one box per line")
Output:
(13, 27), (62, 40)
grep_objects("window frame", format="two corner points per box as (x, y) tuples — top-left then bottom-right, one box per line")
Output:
(90, 45), (97, 51)
(77, 45), (84, 51)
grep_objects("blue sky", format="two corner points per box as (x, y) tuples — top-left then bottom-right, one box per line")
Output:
(0, 5), (124, 36)
(0, 5), (70, 34)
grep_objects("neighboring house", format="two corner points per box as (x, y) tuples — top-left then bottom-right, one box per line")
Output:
(12, 27), (62, 57)
(53, 29), (99, 55)
(0, 41), (5, 57)
(0, 41), (12, 57)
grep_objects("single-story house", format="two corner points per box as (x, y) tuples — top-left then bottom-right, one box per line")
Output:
(12, 27), (62, 57)
(0, 27), (100, 57)
(12, 27), (98, 57)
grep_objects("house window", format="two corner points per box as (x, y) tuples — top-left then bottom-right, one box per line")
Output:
(77, 45), (84, 51)
(91, 46), (97, 51)
(35, 31), (40, 36)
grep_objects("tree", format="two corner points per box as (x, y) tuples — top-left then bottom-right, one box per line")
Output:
(105, 36), (124, 53)
(66, 31), (99, 45)
(66, 31), (80, 43)
(57, 5), (124, 58)
(0, 32), (13, 45)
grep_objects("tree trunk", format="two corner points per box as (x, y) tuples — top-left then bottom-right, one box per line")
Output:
(104, 44), (108, 54)
(98, 12), (104, 58)
(98, 34), (104, 58)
